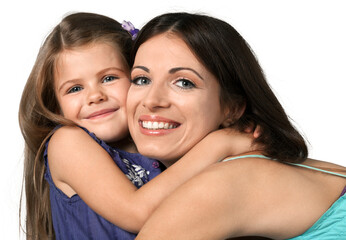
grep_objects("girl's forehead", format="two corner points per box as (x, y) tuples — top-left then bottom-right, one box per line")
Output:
(54, 43), (127, 83)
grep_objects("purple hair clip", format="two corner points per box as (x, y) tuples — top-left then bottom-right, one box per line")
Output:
(121, 20), (139, 40)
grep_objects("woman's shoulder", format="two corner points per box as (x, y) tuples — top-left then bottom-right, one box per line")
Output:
(218, 155), (346, 184)
(216, 155), (285, 180)
(184, 156), (285, 203)
(188, 155), (346, 238)
(213, 155), (346, 198)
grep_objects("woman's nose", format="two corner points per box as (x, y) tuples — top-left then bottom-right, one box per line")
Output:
(142, 83), (170, 111)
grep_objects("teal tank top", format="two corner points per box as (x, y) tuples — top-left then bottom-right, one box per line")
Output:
(222, 155), (346, 239)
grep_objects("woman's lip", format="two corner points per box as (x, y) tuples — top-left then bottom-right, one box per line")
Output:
(139, 123), (179, 136)
(86, 108), (118, 119)
(138, 115), (181, 136)
(139, 115), (179, 123)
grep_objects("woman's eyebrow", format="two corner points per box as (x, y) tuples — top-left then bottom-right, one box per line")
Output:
(131, 65), (149, 73)
(169, 67), (204, 80)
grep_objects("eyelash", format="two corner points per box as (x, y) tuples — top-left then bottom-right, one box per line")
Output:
(174, 78), (196, 89)
(66, 75), (118, 94)
(67, 85), (83, 94)
(131, 76), (197, 91)
(102, 75), (118, 83)
(131, 76), (151, 85)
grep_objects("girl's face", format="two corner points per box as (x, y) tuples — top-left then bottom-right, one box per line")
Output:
(55, 43), (130, 143)
(127, 33), (227, 166)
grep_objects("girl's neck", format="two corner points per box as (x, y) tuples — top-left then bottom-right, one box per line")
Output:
(109, 137), (138, 153)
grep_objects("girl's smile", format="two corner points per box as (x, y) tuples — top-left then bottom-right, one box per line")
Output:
(85, 108), (119, 120)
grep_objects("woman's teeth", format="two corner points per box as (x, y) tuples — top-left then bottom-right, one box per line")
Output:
(142, 121), (178, 130)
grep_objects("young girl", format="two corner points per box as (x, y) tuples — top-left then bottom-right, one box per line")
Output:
(19, 12), (256, 239)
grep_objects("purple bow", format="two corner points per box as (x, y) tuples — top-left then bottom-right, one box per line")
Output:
(121, 20), (139, 40)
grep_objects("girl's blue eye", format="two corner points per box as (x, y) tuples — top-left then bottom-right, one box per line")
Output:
(175, 79), (196, 89)
(103, 75), (118, 83)
(67, 86), (83, 94)
(131, 76), (151, 86)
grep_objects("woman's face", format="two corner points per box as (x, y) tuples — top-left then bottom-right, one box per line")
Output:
(127, 33), (227, 166)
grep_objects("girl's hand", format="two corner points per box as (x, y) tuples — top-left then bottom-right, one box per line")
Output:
(244, 123), (262, 138)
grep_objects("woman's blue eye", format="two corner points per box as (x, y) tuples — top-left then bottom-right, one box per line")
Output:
(67, 86), (83, 94)
(131, 76), (151, 85)
(175, 79), (196, 89)
(103, 75), (117, 83)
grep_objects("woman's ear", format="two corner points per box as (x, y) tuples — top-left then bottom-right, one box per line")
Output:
(221, 106), (232, 128)
(221, 102), (246, 128)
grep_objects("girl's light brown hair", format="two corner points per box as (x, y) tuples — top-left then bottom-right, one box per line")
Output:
(18, 12), (132, 239)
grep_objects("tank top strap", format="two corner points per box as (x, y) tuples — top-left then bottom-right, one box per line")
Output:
(221, 154), (346, 178)
(286, 163), (346, 178)
(222, 154), (271, 162)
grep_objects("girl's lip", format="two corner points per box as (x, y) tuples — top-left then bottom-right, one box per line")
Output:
(86, 108), (118, 119)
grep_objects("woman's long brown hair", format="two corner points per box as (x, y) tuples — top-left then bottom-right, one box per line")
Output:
(132, 12), (308, 163)
(18, 12), (132, 239)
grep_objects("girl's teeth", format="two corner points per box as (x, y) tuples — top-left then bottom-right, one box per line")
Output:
(142, 121), (177, 130)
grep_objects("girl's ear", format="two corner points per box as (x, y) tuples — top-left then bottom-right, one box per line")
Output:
(221, 102), (246, 128)
(55, 104), (62, 116)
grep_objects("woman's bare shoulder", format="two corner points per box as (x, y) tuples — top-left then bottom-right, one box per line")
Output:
(181, 156), (344, 238)
(304, 158), (346, 173)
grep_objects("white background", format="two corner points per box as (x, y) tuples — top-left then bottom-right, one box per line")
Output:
(1, 0), (345, 238)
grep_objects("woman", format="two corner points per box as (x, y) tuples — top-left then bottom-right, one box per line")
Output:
(126, 12), (346, 239)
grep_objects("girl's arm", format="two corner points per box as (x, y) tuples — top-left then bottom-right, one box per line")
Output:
(48, 126), (256, 232)
(135, 158), (275, 239)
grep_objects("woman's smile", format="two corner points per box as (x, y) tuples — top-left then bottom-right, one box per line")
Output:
(138, 115), (181, 135)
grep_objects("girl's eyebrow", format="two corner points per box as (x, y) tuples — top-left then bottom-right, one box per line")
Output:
(169, 67), (204, 80)
(58, 79), (80, 92)
(58, 67), (124, 92)
(100, 67), (126, 74)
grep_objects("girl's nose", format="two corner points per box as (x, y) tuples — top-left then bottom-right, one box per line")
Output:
(87, 87), (107, 105)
